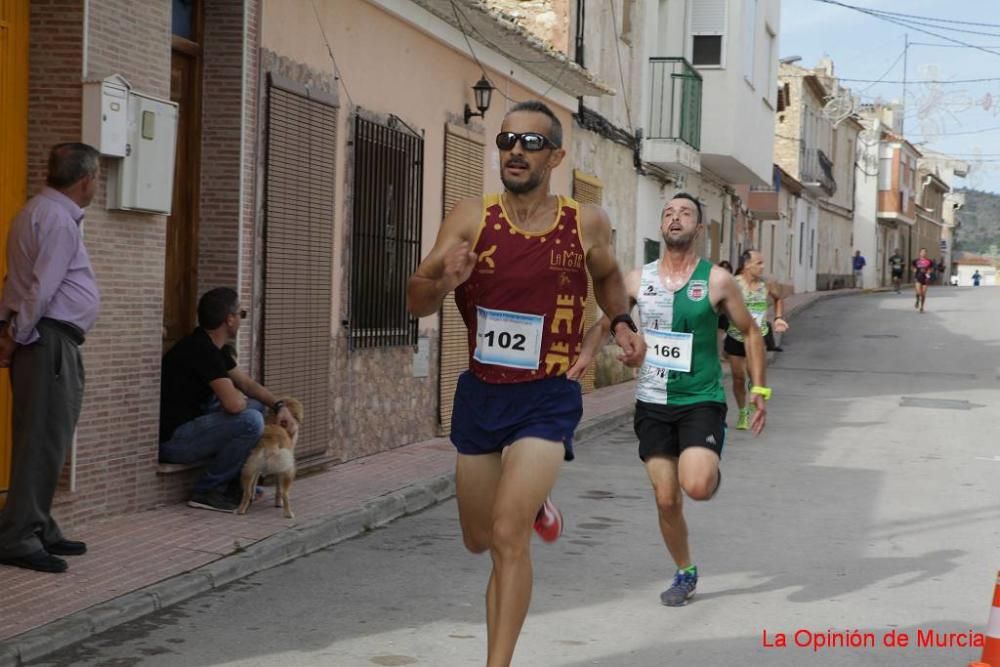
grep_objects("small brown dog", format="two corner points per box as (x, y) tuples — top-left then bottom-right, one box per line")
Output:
(237, 398), (303, 519)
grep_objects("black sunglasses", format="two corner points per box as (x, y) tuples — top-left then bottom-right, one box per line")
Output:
(495, 131), (559, 152)
(231, 309), (247, 319)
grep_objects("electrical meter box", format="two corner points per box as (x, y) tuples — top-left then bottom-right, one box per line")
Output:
(107, 91), (179, 214)
(82, 76), (130, 157)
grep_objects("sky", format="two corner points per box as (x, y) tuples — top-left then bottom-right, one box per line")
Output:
(779, 0), (1000, 194)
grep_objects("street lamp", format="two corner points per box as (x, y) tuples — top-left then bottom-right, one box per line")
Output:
(464, 76), (493, 124)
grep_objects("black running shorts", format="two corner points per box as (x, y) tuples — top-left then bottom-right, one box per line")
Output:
(723, 329), (776, 357)
(634, 400), (727, 461)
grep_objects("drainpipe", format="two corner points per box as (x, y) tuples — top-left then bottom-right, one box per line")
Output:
(575, 1), (585, 67)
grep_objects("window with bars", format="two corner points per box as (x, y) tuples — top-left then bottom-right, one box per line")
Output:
(350, 116), (424, 348)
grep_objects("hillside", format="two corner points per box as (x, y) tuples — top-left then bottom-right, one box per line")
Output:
(955, 188), (1000, 254)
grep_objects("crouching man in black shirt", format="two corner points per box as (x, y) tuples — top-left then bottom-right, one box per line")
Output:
(159, 288), (294, 512)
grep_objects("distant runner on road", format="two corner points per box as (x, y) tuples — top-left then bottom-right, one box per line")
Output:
(888, 249), (905, 294)
(912, 248), (934, 313)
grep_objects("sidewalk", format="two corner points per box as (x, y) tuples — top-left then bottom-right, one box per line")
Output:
(0, 286), (865, 665)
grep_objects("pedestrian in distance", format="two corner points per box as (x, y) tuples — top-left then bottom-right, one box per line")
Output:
(912, 248), (934, 313)
(575, 193), (770, 609)
(406, 100), (644, 667)
(852, 250), (866, 289)
(972, 270), (982, 287)
(888, 248), (905, 294)
(0, 143), (102, 574)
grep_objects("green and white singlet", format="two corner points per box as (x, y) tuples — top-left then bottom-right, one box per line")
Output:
(726, 277), (769, 343)
(635, 259), (726, 406)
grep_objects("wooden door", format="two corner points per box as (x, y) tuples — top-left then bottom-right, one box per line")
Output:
(0, 0), (29, 506)
(163, 8), (202, 351)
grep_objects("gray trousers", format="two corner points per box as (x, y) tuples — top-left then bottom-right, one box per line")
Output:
(0, 320), (84, 558)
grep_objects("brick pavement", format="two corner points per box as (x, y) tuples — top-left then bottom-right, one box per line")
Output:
(0, 380), (636, 643)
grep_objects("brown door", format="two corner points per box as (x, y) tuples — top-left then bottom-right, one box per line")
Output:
(163, 6), (202, 351)
(0, 0), (29, 506)
(709, 221), (721, 262)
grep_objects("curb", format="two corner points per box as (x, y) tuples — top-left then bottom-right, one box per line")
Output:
(0, 405), (634, 666)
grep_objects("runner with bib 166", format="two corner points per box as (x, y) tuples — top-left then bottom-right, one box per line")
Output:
(572, 193), (770, 608)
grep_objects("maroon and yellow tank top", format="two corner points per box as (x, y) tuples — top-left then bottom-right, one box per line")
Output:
(455, 193), (589, 384)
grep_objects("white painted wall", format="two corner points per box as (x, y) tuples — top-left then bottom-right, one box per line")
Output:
(792, 196), (818, 293)
(854, 129), (881, 288)
(636, 174), (670, 266)
(693, 0), (780, 185)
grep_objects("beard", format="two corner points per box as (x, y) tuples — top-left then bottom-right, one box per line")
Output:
(663, 227), (698, 249)
(501, 166), (545, 194)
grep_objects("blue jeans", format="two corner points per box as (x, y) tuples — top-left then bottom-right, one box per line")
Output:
(159, 399), (266, 495)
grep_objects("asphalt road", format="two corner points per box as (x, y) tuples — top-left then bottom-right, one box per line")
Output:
(31, 287), (1000, 666)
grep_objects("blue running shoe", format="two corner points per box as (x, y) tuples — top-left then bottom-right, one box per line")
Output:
(660, 567), (698, 606)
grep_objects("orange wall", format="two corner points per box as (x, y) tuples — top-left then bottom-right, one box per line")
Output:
(877, 190), (899, 214)
(261, 0), (575, 332)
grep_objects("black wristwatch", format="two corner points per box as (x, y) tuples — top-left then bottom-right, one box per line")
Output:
(610, 313), (638, 334)
(271, 400), (286, 413)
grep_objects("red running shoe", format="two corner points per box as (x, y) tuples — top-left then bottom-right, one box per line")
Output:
(533, 496), (563, 543)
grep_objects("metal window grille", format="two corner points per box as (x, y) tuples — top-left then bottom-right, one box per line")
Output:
(350, 116), (424, 348)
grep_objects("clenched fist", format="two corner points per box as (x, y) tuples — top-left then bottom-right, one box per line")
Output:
(438, 241), (478, 293)
(614, 327), (646, 368)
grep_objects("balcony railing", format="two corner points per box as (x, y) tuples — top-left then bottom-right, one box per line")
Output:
(648, 57), (702, 151)
(801, 147), (837, 196)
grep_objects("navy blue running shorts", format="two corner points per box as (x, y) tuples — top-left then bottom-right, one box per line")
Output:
(450, 371), (583, 461)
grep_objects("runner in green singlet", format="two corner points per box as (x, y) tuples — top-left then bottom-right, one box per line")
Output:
(725, 250), (789, 430)
(571, 193), (770, 607)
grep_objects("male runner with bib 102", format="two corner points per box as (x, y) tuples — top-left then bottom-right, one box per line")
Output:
(574, 193), (769, 608)
(406, 101), (644, 667)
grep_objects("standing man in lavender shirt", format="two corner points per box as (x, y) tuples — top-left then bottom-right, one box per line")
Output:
(0, 143), (102, 573)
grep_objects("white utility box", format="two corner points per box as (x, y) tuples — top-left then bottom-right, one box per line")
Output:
(82, 75), (130, 157)
(107, 91), (179, 214)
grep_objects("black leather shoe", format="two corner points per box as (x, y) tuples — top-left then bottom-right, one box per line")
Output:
(46, 539), (87, 556)
(0, 549), (68, 573)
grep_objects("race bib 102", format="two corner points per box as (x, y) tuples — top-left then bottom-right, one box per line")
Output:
(644, 328), (693, 373)
(474, 306), (544, 370)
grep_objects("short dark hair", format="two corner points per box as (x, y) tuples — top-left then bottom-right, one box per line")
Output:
(47, 143), (100, 189)
(198, 287), (239, 330)
(507, 100), (563, 148)
(666, 192), (703, 225)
